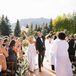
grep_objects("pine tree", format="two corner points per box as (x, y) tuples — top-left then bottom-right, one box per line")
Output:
(42, 23), (48, 36)
(34, 24), (38, 31)
(26, 24), (29, 28)
(0, 15), (11, 36)
(5, 16), (12, 34)
(30, 24), (33, 31)
(48, 19), (52, 32)
(28, 24), (34, 35)
(14, 20), (21, 37)
(37, 25), (42, 31)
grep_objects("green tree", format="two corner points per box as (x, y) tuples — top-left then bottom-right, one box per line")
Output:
(52, 13), (76, 34)
(14, 20), (21, 37)
(0, 15), (11, 36)
(42, 23), (48, 36)
(34, 24), (38, 31)
(42, 20), (53, 36)
(48, 19), (53, 32)
(26, 24), (29, 28)
(37, 25), (42, 31)
(52, 15), (69, 32)
(28, 24), (34, 36)
(71, 12), (76, 33)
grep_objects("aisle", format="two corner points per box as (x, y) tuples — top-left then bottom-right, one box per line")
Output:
(27, 67), (56, 76)
(26, 55), (56, 76)
(24, 47), (56, 76)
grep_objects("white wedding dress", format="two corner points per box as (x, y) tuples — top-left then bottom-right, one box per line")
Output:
(27, 43), (36, 72)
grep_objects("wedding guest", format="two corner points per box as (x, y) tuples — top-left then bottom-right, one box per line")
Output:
(8, 40), (17, 74)
(45, 34), (51, 59)
(51, 32), (73, 76)
(68, 35), (75, 62)
(0, 38), (7, 76)
(0, 64), (2, 76)
(14, 38), (23, 59)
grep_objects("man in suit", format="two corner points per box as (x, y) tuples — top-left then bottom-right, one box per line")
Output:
(68, 35), (76, 62)
(36, 31), (45, 72)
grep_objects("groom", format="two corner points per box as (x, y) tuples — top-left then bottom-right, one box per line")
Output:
(36, 31), (45, 72)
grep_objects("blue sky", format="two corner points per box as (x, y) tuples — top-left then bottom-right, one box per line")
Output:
(0, 0), (76, 23)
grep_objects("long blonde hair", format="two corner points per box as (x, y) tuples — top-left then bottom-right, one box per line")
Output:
(28, 36), (35, 44)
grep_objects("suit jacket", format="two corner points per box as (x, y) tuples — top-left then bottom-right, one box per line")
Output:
(68, 39), (75, 55)
(36, 36), (45, 52)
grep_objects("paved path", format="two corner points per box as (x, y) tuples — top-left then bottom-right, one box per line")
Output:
(26, 55), (56, 76)
(24, 48), (76, 76)
(27, 67), (56, 76)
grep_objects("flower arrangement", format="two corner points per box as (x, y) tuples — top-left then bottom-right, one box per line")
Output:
(16, 55), (29, 76)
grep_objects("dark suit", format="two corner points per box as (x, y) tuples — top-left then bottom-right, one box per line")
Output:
(68, 39), (75, 62)
(36, 36), (45, 70)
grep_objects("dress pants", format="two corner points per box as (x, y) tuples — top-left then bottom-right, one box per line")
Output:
(38, 51), (45, 69)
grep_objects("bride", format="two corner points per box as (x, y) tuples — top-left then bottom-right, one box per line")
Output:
(27, 36), (36, 73)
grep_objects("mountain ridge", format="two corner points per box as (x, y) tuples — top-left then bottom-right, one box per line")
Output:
(12, 18), (50, 30)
